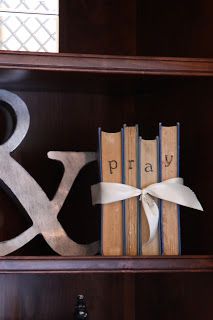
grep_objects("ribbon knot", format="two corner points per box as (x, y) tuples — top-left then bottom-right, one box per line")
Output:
(91, 178), (203, 244)
(140, 192), (154, 206)
(140, 188), (147, 199)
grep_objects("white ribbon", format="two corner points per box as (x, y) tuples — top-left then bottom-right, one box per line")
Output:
(91, 178), (203, 243)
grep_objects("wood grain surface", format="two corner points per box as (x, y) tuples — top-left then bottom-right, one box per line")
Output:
(101, 131), (123, 255)
(161, 125), (179, 255)
(141, 138), (160, 255)
(124, 125), (138, 256)
(0, 51), (213, 76)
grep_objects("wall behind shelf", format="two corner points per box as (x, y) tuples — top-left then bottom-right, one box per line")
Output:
(59, 0), (137, 55)
(137, 0), (213, 57)
(59, 0), (213, 57)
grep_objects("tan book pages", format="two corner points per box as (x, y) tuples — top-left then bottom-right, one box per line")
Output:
(161, 125), (179, 255)
(124, 125), (138, 256)
(141, 138), (160, 255)
(101, 131), (123, 256)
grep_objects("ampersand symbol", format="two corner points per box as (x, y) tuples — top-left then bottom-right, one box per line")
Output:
(0, 90), (99, 256)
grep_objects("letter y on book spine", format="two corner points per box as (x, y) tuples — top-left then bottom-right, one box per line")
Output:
(159, 123), (181, 255)
(98, 128), (123, 256)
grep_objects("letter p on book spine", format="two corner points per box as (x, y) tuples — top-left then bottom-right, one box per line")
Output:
(99, 128), (123, 256)
(159, 123), (181, 255)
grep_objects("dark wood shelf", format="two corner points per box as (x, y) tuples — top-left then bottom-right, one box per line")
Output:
(0, 51), (213, 76)
(0, 2), (213, 318)
(0, 256), (212, 274)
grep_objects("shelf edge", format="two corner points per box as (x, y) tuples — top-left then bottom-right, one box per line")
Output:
(0, 256), (212, 274)
(0, 52), (213, 76)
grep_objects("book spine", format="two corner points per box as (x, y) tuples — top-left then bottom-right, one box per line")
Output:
(157, 136), (162, 255)
(136, 127), (140, 256)
(122, 128), (126, 255)
(140, 137), (160, 255)
(123, 125), (139, 256)
(159, 123), (181, 255)
(101, 130), (123, 256)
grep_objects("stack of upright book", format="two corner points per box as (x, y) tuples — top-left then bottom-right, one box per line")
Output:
(98, 123), (181, 256)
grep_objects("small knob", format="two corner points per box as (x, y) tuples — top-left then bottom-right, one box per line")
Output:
(74, 294), (88, 320)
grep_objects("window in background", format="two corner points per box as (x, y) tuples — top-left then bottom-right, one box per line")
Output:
(0, 0), (58, 52)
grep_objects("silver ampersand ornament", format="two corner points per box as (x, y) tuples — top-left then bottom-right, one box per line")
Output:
(0, 89), (99, 256)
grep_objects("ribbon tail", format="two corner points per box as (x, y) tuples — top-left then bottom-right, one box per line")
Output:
(141, 194), (159, 244)
(163, 177), (184, 185)
(146, 182), (203, 211)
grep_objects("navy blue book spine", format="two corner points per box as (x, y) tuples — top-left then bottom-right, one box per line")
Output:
(138, 136), (142, 255)
(98, 127), (103, 255)
(177, 123), (181, 255)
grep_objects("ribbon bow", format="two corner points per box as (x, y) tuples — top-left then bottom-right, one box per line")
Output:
(91, 178), (203, 243)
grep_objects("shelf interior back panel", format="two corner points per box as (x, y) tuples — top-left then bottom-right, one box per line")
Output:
(60, 0), (213, 57)
(0, 76), (212, 255)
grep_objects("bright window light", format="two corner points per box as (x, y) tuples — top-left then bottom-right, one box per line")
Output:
(0, 0), (59, 52)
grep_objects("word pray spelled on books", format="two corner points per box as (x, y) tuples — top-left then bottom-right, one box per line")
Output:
(98, 123), (180, 256)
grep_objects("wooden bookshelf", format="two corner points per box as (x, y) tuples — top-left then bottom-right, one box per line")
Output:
(0, 0), (212, 319)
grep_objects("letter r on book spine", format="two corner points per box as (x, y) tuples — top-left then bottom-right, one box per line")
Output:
(159, 123), (181, 255)
(99, 128), (123, 256)
(123, 125), (139, 256)
(140, 136), (161, 255)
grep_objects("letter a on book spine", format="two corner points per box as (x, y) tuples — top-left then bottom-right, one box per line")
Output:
(123, 125), (139, 256)
(140, 137), (161, 255)
(159, 123), (181, 255)
(99, 129), (123, 255)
